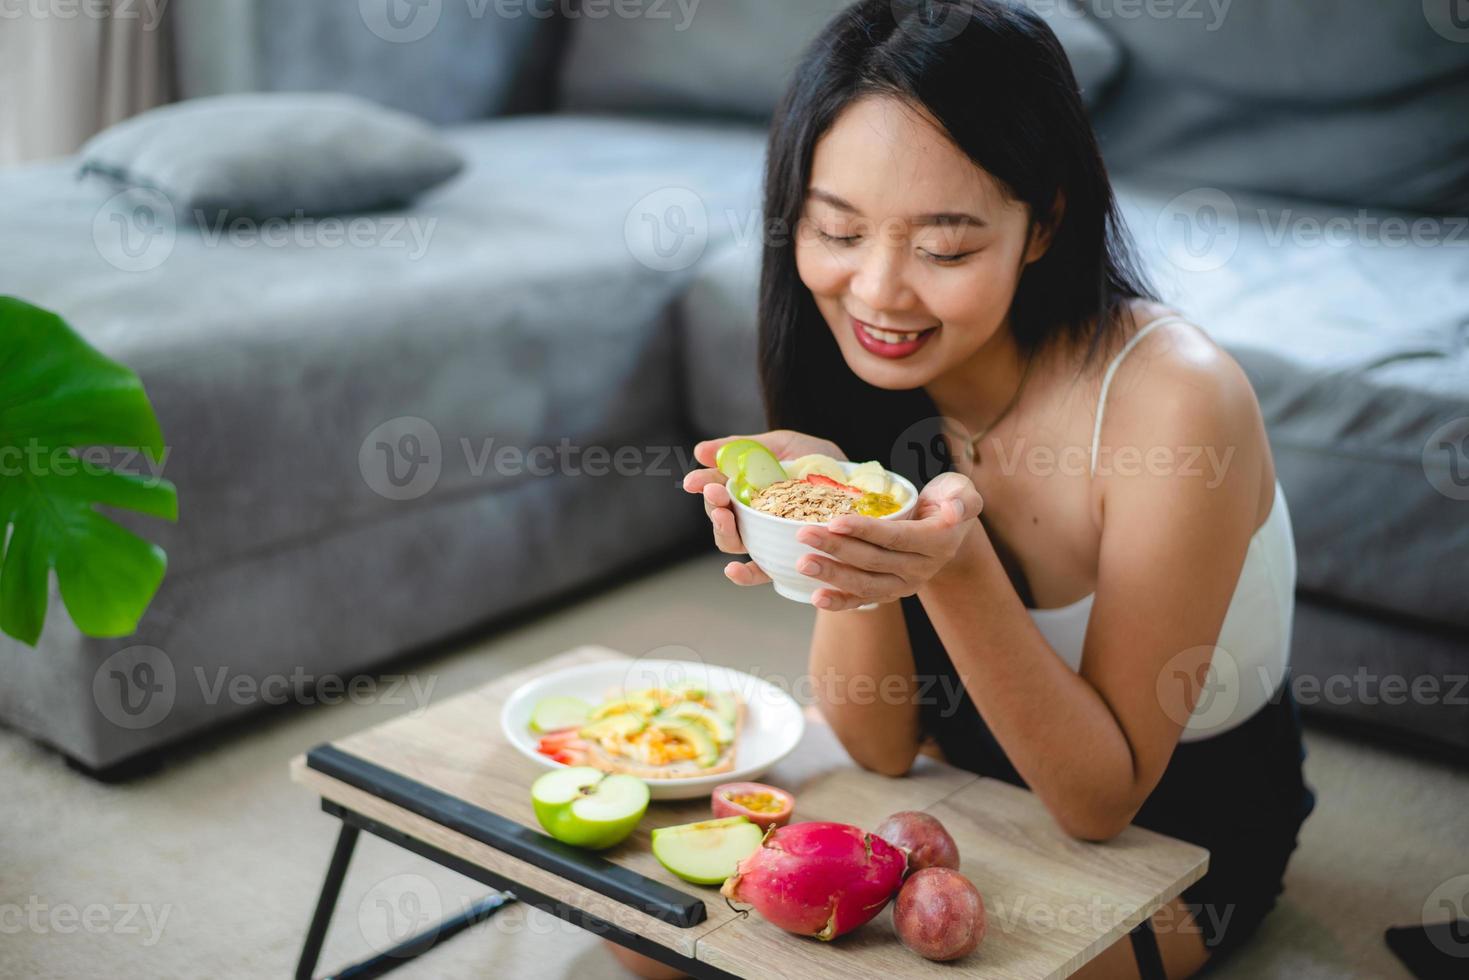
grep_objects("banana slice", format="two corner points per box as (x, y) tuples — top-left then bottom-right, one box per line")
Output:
(785, 454), (848, 482)
(844, 460), (890, 494)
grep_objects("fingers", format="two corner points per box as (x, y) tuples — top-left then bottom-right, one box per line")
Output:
(795, 525), (918, 575)
(723, 560), (771, 586)
(924, 472), (985, 525)
(704, 484), (747, 554)
(811, 587), (883, 612)
(796, 553), (909, 600)
(682, 467), (727, 494)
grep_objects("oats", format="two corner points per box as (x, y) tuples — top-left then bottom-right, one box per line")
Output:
(750, 480), (856, 522)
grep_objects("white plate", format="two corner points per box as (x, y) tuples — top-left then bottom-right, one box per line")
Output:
(500, 659), (805, 801)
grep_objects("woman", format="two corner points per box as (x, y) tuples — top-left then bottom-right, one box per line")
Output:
(674, 2), (1313, 977)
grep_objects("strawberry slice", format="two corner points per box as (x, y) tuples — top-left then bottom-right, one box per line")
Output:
(806, 473), (863, 496)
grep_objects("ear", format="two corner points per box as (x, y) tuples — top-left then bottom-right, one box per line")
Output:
(1023, 190), (1066, 265)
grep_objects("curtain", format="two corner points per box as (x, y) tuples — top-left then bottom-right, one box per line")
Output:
(0, 0), (173, 167)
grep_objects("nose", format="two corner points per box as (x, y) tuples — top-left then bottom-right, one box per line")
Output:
(848, 241), (915, 315)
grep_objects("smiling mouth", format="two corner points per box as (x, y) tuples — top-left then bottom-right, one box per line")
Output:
(850, 316), (939, 358)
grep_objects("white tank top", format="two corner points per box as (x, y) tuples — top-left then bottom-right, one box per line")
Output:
(1026, 314), (1297, 742)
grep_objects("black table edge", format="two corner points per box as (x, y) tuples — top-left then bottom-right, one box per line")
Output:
(304, 743), (707, 928)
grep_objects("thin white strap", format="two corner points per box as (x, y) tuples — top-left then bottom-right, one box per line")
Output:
(1089, 314), (1191, 476)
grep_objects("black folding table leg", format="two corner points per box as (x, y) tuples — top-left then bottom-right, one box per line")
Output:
(1129, 918), (1167, 980)
(297, 823), (361, 980)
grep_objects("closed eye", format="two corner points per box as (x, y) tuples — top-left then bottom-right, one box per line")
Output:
(921, 249), (975, 264)
(815, 228), (860, 245)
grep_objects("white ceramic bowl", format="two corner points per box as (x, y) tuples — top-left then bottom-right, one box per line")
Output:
(501, 658), (805, 801)
(731, 460), (918, 604)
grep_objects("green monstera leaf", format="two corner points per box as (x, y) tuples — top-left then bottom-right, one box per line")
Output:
(0, 297), (178, 646)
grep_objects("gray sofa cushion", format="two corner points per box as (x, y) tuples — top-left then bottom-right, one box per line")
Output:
(170, 0), (570, 122)
(558, 0), (1123, 119)
(1, 113), (767, 579)
(79, 94), (466, 220)
(677, 179), (1469, 631)
(1085, 1), (1469, 212)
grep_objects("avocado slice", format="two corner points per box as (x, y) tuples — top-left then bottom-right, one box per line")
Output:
(590, 696), (658, 721)
(579, 712), (645, 740)
(710, 692), (739, 728)
(657, 720), (720, 768)
(663, 702), (734, 743)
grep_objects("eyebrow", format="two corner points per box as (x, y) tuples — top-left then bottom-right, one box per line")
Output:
(806, 187), (987, 228)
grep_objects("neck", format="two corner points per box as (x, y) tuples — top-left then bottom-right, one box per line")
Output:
(925, 323), (1029, 437)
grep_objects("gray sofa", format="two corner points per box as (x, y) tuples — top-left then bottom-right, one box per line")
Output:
(1, 1), (1465, 771)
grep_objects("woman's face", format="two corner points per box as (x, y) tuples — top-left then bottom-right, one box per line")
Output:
(796, 95), (1046, 390)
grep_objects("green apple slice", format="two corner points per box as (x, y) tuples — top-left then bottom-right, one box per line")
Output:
(727, 474), (756, 505)
(715, 438), (768, 480)
(652, 816), (764, 885)
(531, 767), (649, 850)
(734, 444), (788, 491)
(529, 695), (593, 733)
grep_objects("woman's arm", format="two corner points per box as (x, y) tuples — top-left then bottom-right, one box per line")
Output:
(918, 349), (1265, 840)
(802, 341), (1267, 840)
(807, 600), (922, 777)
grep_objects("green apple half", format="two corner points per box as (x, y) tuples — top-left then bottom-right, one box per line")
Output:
(531, 767), (649, 850)
(651, 816), (764, 885)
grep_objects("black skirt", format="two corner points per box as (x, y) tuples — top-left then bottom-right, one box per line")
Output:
(900, 595), (1316, 962)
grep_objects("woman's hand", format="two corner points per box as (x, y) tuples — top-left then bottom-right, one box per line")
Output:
(682, 430), (846, 586)
(795, 472), (984, 611)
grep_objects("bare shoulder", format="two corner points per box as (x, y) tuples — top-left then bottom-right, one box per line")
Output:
(1097, 302), (1261, 447)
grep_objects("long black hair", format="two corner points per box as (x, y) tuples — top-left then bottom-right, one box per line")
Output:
(759, 0), (1153, 484)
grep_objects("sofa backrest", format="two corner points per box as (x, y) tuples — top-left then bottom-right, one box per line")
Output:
(170, 0), (570, 123)
(556, 0), (1125, 119)
(1085, 0), (1469, 213)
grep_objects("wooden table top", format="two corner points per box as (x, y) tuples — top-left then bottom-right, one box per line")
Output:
(291, 646), (1208, 978)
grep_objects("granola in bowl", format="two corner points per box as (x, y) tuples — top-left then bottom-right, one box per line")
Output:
(751, 478), (902, 522)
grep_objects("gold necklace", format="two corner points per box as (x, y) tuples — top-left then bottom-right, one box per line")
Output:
(963, 354), (1034, 466)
